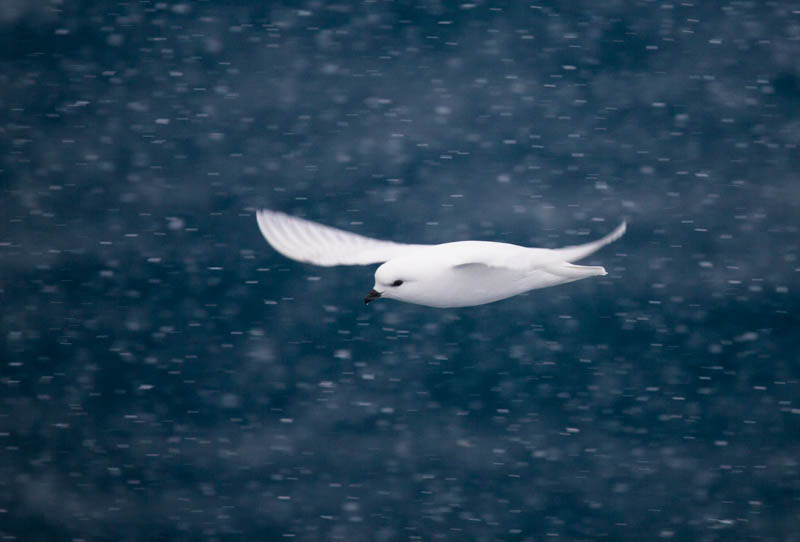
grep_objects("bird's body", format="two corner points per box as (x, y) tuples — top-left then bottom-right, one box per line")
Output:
(371, 241), (605, 308)
(256, 209), (626, 308)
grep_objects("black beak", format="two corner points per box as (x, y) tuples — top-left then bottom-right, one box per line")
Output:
(364, 289), (381, 305)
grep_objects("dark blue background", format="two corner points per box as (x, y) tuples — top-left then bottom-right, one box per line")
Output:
(2, 1), (799, 540)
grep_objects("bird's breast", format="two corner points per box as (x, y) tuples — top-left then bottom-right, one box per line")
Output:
(401, 265), (530, 308)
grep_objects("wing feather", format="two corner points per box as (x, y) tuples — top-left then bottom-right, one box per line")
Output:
(256, 209), (427, 266)
(445, 221), (626, 272)
(553, 221), (627, 262)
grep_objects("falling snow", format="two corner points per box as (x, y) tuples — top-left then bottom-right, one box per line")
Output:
(2, 1), (800, 541)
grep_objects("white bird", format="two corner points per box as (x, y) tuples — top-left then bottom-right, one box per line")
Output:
(256, 209), (626, 308)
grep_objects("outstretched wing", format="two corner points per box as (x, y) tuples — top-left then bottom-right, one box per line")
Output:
(553, 221), (627, 263)
(447, 221), (627, 273)
(256, 209), (428, 266)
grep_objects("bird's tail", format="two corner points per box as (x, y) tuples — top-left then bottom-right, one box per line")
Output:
(552, 221), (626, 263)
(547, 262), (608, 278)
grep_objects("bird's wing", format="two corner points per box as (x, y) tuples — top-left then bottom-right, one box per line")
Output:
(256, 209), (428, 266)
(449, 221), (626, 272)
(552, 221), (626, 262)
(450, 244), (563, 272)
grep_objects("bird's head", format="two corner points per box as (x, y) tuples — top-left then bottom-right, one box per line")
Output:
(365, 258), (434, 305)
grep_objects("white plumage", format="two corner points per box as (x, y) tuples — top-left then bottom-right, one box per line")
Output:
(256, 209), (626, 308)
(256, 209), (426, 266)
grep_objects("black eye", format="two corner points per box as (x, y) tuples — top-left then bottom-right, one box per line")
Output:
(391, 280), (403, 287)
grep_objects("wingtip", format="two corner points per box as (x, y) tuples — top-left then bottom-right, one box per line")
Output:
(256, 208), (287, 234)
(256, 208), (291, 254)
(255, 208), (272, 236)
(255, 208), (318, 265)
(256, 208), (278, 222)
(611, 220), (627, 241)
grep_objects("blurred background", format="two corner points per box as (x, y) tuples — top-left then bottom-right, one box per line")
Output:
(2, 1), (799, 540)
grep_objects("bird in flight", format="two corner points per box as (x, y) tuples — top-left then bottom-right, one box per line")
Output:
(256, 210), (626, 308)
